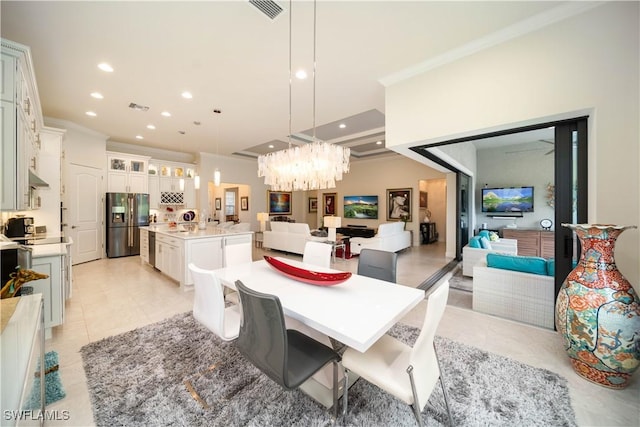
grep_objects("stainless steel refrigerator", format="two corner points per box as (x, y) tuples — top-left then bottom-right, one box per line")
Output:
(106, 193), (149, 258)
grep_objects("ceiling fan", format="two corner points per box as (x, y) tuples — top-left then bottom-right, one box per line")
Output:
(505, 138), (555, 155)
(540, 139), (555, 155)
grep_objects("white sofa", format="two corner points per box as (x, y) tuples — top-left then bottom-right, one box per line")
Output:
(350, 222), (411, 255)
(462, 238), (518, 277)
(472, 260), (555, 329)
(263, 222), (323, 255)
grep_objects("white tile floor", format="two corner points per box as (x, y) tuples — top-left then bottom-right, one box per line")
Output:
(44, 243), (638, 426)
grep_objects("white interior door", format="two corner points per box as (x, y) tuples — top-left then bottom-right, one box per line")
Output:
(68, 164), (103, 264)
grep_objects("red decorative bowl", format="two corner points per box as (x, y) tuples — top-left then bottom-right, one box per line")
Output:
(264, 256), (351, 286)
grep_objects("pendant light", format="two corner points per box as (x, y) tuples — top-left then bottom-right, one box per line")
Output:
(213, 109), (221, 186)
(257, 0), (350, 191)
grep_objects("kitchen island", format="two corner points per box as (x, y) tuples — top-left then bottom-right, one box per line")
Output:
(141, 225), (252, 291)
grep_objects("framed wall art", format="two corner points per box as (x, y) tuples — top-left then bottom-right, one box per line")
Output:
(323, 193), (337, 216)
(215, 198), (222, 210)
(268, 191), (292, 215)
(240, 196), (249, 211)
(387, 188), (412, 222)
(308, 197), (318, 213)
(419, 191), (428, 208)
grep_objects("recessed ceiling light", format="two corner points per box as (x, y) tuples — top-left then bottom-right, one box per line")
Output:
(147, 124), (156, 130)
(339, 123), (346, 129)
(85, 111), (97, 117)
(295, 69), (307, 79)
(97, 63), (113, 72)
(178, 130), (186, 135)
(135, 135), (144, 140)
(161, 111), (171, 117)
(90, 92), (104, 99)
(268, 144), (274, 149)
(376, 140), (383, 145)
(193, 121), (201, 126)
(181, 91), (193, 99)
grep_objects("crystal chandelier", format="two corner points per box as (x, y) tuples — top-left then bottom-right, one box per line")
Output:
(257, 0), (350, 192)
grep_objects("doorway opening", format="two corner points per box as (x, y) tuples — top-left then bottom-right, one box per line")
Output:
(412, 117), (588, 300)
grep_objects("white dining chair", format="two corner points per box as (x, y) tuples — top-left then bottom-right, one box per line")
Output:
(302, 241), (332, 268)
(188, 263), (241, 341)
(341, 281), (453, 426)
(223, 238), (253, 304)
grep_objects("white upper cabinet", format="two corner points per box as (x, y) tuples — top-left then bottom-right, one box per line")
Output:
(106, 152), (149, 193)
(1, 39), (43, 210)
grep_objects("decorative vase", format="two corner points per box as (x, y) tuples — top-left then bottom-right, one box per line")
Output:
(555, 224), (639, 389)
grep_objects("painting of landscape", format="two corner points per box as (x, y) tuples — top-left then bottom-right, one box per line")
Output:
(344, 195), (378, 219)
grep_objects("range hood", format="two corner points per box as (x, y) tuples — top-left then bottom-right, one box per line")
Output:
(29, 171), (49, 188)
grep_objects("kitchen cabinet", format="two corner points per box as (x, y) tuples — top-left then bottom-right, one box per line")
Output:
(31, 254), (63, 337)
(183, 236), (225, 284)
(151, 229), (251, 290)
(106, 151), (149, 193)
(1, 295), (45, 426)
(1, 39), (42, 211)
(156, 233), (183, 282)
(149, 160), (197, 208)
(148, 175), (160, 208)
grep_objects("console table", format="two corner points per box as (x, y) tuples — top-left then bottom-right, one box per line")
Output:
(502, 228), (554, 258)
(420, 222), (437, 244)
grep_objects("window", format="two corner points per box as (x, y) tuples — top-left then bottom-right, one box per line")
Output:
(225, 188), (238, 216)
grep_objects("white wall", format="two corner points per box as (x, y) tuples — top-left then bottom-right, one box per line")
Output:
(310, 154), (447, 246)
(198, 152), (269, 231)
(476, 142), (555, 230)
(385, 2), (639, 284)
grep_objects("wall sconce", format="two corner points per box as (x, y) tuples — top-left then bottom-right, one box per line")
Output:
(323, 216), (342, 242)
(257, 212), (269, 232)
(214, 168), (221, 187)
(179, 178), (185, 192)
(194, 175), (200, 190)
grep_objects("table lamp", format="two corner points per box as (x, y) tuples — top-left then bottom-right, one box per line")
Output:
(257, 212), (269, 232)
(324, 216), (342, 242)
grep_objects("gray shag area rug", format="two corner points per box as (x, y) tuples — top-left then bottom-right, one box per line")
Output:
(81, 312), (576, 427)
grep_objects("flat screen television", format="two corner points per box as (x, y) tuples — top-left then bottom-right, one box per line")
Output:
(343, 195), (378, 219)
(482, 186), (534, 213)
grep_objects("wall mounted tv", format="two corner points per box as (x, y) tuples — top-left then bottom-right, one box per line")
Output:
(482, 186), (534, 213)
(344, 195), (378, 219)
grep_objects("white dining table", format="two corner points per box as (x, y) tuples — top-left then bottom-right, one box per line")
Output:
(213, 257), (425, 353)
(212, 257), (425, 408)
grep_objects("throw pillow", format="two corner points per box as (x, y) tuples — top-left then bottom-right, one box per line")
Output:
(469, 236), (482, 248)
(487, 253), (548, 276)
(478, 230), (491, 239)
(479, 236), (492, 250)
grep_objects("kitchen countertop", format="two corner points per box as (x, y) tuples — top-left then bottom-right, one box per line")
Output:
(142, 225), (252, 240)
(0, 234), (73, 257)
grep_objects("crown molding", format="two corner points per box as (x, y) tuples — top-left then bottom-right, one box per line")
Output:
(380, 2), (605, 87)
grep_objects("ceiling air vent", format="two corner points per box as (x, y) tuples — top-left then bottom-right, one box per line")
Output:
(249, 0), (284, 20)
(128, 102), (149, 112)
